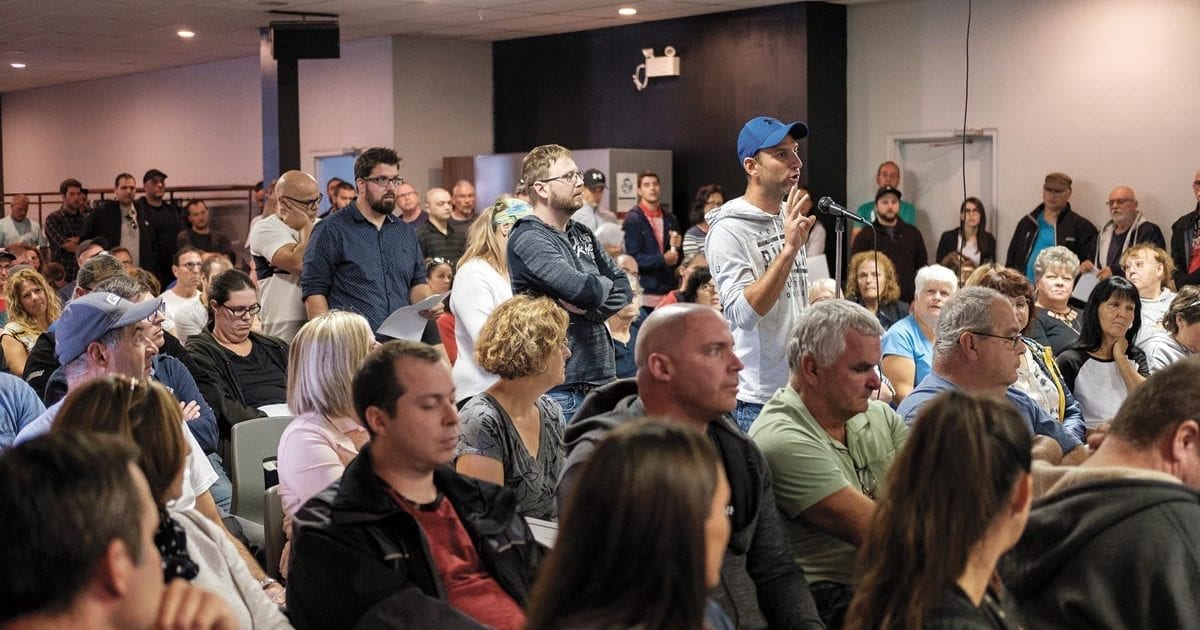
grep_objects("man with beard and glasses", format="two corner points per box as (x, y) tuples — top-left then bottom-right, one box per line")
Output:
(507, 144), (632, 421)
(302, 146), (439, 334)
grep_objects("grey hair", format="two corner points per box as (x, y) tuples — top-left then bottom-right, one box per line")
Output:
(62, 326), (125, 379)
(787, 299), (884, 370)
(933, 287), (1006, 358)
(74, 254), (124, 292)
(1034, 246), (1080, 281)
(914, 264), (959, 295)
(92, 275), (150, 300)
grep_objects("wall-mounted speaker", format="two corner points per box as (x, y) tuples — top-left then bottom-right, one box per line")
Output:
(271, 21), (340, 60)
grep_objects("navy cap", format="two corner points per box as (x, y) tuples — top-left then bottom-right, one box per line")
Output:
(737, 116), (809, 164)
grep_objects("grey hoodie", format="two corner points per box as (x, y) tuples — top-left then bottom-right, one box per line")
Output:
(705, 197), (809, 404)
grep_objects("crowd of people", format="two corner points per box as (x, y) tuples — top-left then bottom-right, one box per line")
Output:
(4, 116), (1200, 630)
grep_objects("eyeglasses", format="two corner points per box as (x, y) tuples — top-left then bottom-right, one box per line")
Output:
(282, 194), (323, 211)
(220, 303), (262, 319)
(146, 301), (167, 324)
(539, 171), (583, 185)
(178, 262), (203, 270)
(1106, 198), (1134, 207)
(970, 330), (1022, 349)
(361, 176), (405, 189)
(852, 459), (878, 500)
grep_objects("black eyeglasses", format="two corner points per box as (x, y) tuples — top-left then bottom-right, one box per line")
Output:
(281, 194), (322, 210)
(969, 330), (1022, 349)
(220, 303), (262, 319)
(361, 176), (405, 189)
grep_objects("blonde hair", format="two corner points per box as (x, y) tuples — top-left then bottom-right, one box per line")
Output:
(1120, 243), (1175, 291)
(521, 144), (571, 199)
(5, 267), (61, 331)
(475, 295), (568, 379)
(458, 198), (511, 275)
(287, 311), (375, 420)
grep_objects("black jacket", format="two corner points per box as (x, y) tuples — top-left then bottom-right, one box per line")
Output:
(1001, 478), (1200, 629)
(136, 196), (183, 284)
(1004, 203), (1098, 272)
(560, 379), (824, 630)
(935, 228), (996, 265)
(184, 330), (288, 436)
(80, 201), (165, 285)
(1170, 205), (1200, 288)
(287, 444), (543, 630)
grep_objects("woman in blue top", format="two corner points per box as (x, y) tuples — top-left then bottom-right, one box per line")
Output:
(882, 264), (958, 405)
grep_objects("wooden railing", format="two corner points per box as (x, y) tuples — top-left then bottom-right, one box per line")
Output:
(2, 185), (260, 228)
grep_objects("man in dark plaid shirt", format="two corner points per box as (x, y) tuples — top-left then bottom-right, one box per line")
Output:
(45, 178), (89, 282)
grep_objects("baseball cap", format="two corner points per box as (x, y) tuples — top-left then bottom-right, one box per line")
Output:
(582, 169), (606, 190)
(143, 169), (168, 183)
(55, 292), (163, 365)
(737, 116), (810, 164)
(0, 249), (14, 262)
(875, 185), (902, 202)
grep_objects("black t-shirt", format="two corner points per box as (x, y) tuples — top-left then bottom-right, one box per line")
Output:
(223, 343), (287, 408)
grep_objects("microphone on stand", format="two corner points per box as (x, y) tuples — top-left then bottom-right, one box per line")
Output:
(817, 197), (870, 224)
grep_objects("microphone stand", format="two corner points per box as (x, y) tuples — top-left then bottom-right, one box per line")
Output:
(835, 214), (846, 299)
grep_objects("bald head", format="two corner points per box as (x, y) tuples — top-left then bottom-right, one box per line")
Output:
(1107, 185), (1139, 228)
(276, 170), (319, 200)
(636, 303), (719, 368)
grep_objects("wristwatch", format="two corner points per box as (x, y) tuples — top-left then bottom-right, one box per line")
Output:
(259, 577), (279, 590)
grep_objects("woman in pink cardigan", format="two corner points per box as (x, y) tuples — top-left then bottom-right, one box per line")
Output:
(276, 310), (375, 575)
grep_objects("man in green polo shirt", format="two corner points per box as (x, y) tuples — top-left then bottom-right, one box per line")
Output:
(750, 299), (908, 628)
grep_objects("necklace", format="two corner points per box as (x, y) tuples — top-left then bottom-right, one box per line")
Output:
(1043, 306), (1079, 331)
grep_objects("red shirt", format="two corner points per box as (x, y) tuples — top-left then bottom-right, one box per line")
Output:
(389, 488), (526, 630)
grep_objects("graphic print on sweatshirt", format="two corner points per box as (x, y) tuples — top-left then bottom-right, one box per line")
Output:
(757, 223), (809, 306)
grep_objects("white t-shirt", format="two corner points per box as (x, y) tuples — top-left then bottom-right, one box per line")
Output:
(248, 214), (305, 343)
(450, 259), (511, 401)
(160, 289), (208, 343)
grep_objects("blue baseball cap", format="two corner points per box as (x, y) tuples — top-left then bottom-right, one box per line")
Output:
(55, 292), (163, 365)
(737, 116), (809, 164)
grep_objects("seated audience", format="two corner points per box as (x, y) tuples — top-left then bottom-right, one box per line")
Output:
(451, 197), (532, 400)
(160, 246), (208, 343)
(684, 183), (725, 259)
(896, 287), (1087, 460)
(53, 376), (292, 623)
(1055, 276), (1149, 431)
(807, 277), (838, 304)
(277, 311), (374, 573)
(562, 303), (822, 628)
(528, 420), (735, 630)
(110, 245), (136, 272)
(45, 261), (71, 305)
(679, 266), (721, 311)
(200, 253), (233, 301)
(1001, 357), (1200, 627)
(0, 372), (44, 448)
(1120, 243), (1175, 345)
(844, 250), (908, 330)
(846, 391), (1031, 629)
(936, 196), (997, 265)
(1140, 286), (1200, 371)
(129, 266), (160, 295)
(0, 432), (237, 630)
(2, 267), (61, 376)
(939, 250), (977, 287)
(287, 341), (542, 629)
(456, 296), (567, 520)
(608, 276), (643, 378)
(1030, 245), (1082, 355)
(186, 270), (289, 435)
(881, 264), (957, 403)
(966, 264), (1086, 428)
(751, 300), (909, 627)
(655, 251), (707, 308)
(7, 241), (43, 273)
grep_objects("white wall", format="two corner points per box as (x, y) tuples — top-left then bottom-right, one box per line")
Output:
(847, 0), (1200, 259)
(2, 35), (492, 203)
(391, 37), (493, 193)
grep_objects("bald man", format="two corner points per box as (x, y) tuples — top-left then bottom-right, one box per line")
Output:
(1094, 185), (1165, 279)
(248, 170), (318, 342)
(559, 304), (823, 629)
(0, 193), (48, 249)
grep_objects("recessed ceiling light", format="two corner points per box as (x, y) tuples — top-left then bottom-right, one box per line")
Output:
(177, 29), (195, 39)
(618, 7), (637, 15)
(10, 62), (26, 69)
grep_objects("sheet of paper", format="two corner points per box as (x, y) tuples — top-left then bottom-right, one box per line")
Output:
(806, 254), (830, 280)
(524, 516), (558, 548)
(376, 292), (447, 341)
(1071, 269), (1099, 303)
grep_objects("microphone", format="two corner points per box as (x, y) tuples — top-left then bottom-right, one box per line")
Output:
(817, 196), (870, 224)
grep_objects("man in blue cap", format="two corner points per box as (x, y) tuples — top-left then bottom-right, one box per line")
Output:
(706, 116), (817, 432)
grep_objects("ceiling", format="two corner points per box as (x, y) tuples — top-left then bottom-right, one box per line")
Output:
(0, 0), (862, 93)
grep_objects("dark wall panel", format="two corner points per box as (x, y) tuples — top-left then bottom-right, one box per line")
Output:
(494, 1), (846, 232)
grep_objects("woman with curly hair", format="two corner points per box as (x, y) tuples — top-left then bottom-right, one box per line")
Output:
(845, 390), (1030, 629)
(455, 294), (568, 519)
(844, 251), (908, 330)
(2, 267), (61, 376)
